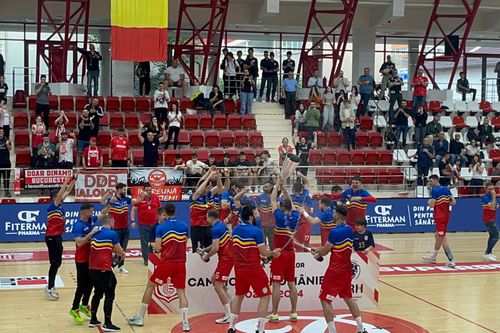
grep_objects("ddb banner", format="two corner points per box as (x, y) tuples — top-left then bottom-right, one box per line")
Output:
(130, 168), (183, 201)
(24, 169), (73, 189)
(148, 251), (380, 314)
(75, 170), (128, 202)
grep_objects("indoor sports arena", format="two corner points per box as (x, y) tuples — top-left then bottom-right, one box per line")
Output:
(0, 0), (500, 332)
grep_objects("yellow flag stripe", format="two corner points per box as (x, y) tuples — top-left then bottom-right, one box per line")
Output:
(111, 0), (168, 28)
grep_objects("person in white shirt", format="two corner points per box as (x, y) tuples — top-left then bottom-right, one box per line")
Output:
(224, 52), (240, 99)
(164, 58), (187, 97)
(186, 152), (208, 188)
(469, 154), (485, 195)
(333, 70), (350, 95)
(153, 82), (171, 122)
(307, 70), (323, 96)
(166, 104), (182, 150)
(56, 131), (75, 169)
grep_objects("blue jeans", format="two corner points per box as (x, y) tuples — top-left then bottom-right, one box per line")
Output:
(450, 154), (467, 167)
(323, 104), (334, 128)
(307, 126), (319, 142)
(414, 126), (426, 147)
(138, 224), (154, 264)
(412, 95), (426, 114)
(360, 93), (371, 115)
(87, 69), (99, 97)
(395, 125), (408, 147)
(240, 91), (254, 114)
(113, 228), (129, 267)
(485, 221), (499, 254)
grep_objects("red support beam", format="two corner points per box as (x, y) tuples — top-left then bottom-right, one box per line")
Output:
(298, 0), (358, 87)
(174, 0), (229, 86)
(415, 0), (481, 90)
(36, 0), (90, 83)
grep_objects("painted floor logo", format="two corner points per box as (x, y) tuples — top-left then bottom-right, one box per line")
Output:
(171, 311), (429, 333)
(0, 275), (64, 290)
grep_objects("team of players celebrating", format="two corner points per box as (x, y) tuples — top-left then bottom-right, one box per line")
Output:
(42, 168), (499, 333)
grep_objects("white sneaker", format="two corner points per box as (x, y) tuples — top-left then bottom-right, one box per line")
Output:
(215, 315), (230, 324)
(127, 314), (144, 326)
(484, 253), (497, 262)
(422, 255), (436, 264)
(447, 261), (456, 268)
(118, 266), (129, 274)
(182, 322), (191, 331)
(44, 286), (59, 300)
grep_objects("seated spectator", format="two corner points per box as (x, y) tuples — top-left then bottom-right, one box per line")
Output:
(164, 58), (187, 98)
(466, 127), (479, 143)
(153, 82), (170, 123)
(478, 117), (494, 148)
(76, 109), (94, 167)
(54, 110), (68, 142)
(426, 114), (442, 138)
(449, 133), (467, 167)
(252, 154), (264, 191)
(307, 70), (323, 97)
(31, 115), (46, 166)
(259, 150), (278, 185)
(206, 154), (217, 168)
(394, 103), (410, 148)
(438, 153), (452, 187)
(173, 154), (186, 170)
(305, 101), (321, 141)
(185, 152), (208, 187)
(322, 86), (335, 130)
(294, 103), (307, 134)
(340, 99), (356, 151)
(56, 130), (75, 169)
(413, 137), (435, 185)
(0, 98), (10, 139)
(469, 154), (485, 195)
(82, 137), (103, 169)
(166, 104), (182, 150)
(234, 152), (254, 188)
(457, 71), (476, 101)
(217, 152), (234, 174)
(138, 128), (167, 167)
(433, 131), (449, 162)
(413, 105), (428, 147)
(278, 137), (294, 165)
(240, 68), (255, 115)
(36, 133), (56, 169)
(207, 85), (225, 116)
(293, 131), (317, 176)
(85, 98), (104, 137)
(109, 128), (131, 168)
(465, 139), (481, 165)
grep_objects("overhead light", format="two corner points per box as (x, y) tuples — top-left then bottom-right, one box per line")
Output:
(469, 46), (481, 53)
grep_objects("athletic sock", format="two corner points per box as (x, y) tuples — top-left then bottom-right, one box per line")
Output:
(432, 250), (438, 258)
(355, 316), (363, 331)
(443, 246), (453, 262)
(229, 313), (238, 329)
(327, 321), (337, 333)
(180, 308), (189, 324)
(223, 303), (231, 317)
(257, 317), (268, 332)
(138, 303), (148, 318)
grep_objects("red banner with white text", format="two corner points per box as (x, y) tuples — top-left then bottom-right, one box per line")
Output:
(130, 168), (183, 201)
(24, 169), (73, 189)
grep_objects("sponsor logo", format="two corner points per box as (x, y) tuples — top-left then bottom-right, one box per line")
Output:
(366, 205), (407, 228)
(155, 282), (179, 303)
(374, 205), (392, 216)
(5, 210), (46, 236)
(18, 210), (40, 223)
(351, 260), (361, 279)
(148, 169), (167, 187)
(380, 262), (500, 275)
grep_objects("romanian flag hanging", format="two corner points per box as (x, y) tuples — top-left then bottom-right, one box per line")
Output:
(110, 0), (168, 61)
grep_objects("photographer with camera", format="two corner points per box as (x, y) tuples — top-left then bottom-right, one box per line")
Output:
(35, 74), (52, 128)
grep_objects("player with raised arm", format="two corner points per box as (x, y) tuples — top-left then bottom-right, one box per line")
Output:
(341, 175), (377, 229)
(199, 209), (234, 324)
(268, 177), (300, 322)
(127, 203), (191, 331)
(290, 172), (314, 248)
(314, 206), (367, 333)
(227, 206), (281, 333)
(423, 174), (457, 268)
(300, 196), (335, 245)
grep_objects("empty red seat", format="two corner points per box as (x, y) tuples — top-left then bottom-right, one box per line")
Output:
(180, 148), (194, 162)
(226, 149), (240, 162)
(234, 131), (249, 147)
(359, 116), (373, 131)
(210, 149), (225, 162)
(197, 149), (209, 162)
(243, 149), (256, 161)
(327, 132), (342, 147)
(28, 95), (36, 111)
(492, 116), (500, 129)
(75, 96), (89, 110)
(65, 111), (77, 128)
(351, 151), (365, 165)
(179, 98), (194, 111)
(106, 96), (120, 112)
(308, 149), (322, 165)
(1, 198), (16, 204)
(132, 150), (144, 166)
(316, 168), (330, 185)
(164, 149), (177, 166)
(355, 132), (369, 148)
(337, 150), (352, 165)
(490, 150), (500, 163)
(15, 129), (30, 147)
(121, 96), (135, 112)
(360, 168), (376, 184)
(249, 131), (263, 148)
(330, 169), (347, 184)
(177, 131), (190, 146)
(13, 111), (29, 128)
(386, 168), (404, 184)
(379, 150), (393, 165)
(190, 131), (204, 148)
(199, 114), (213, 130)
(429, 100), (442, 112)
(242, 115), (256, 130)
(452, 116), (466, 129)
(97, 130), (113, 147)
(224, 100), (236, 114)
(47, 95), (58, 110)
(99, 113), (109, 127)
(183, 114), (199, 130)
(16, 148), (31, 167)
(365, 150), (379, 165)
(59, 95), (75, 111)
(219, 131), (234, 148)
(109, 114), (124, 129)
(369, 132), (383, 147)
(101, 148), (110, 166)
(12, 90), (27, 108)
(213, 114), (227, 130)
(480, 101), (493, 113)
(38, 197), (51, 203)
(322, 149), (337, 165)
(316, 132), (327, 147)
(204, 131), (220, 148)
(136, 97), (150, 112)
(228, 114), (242, 130)
(127, 130), (141, 147)
(124, 114), (139, 129)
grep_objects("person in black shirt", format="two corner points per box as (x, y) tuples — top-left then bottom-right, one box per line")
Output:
(0, 127), (11, 197)
(258, 51), (273, 102)
(138, 129), (167, 167)
(449, 133), (467, 167)
(77, 109), (94, 167)
(354, 218), (375, 253)
(217, 153), (235, 176)
(0, 53), (4, 77)
(438, 153), (452, 186)
(269, 52), (279, 102)
(206, 154), (217, 168)
(207, 86), (225, 116)
(0, 75), (8, 101)
(235, 51), (245, 95)
(413, 105), (428, 147)
(282, 51), (295, 80)
(220, 48), (229, 95)
(240, 69), (255, 115)
(387, 69), (403, 123)
(235, 152), (252, 187)
(394, 103), (410, 147)
(76, 44), (102, 97)
(244, 48), (259, 94)
(293, 132), (317, 176)
(378, 55), (396, 99)
(457, 71), (476, 101)
(478, 117), (494, 148)
(136, 62), (151, 96)
(84, 98), (104, 137)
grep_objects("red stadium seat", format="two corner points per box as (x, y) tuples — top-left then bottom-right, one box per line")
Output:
(99, 113), (109, 127)
(234, 131), (249, 147)
(316, 168), (328, 185)
(242, 115), (256, 130)
(359, 116), (373, 131)
(213, 114), (227, 130)
(65, 111), (77, 129)
(59, 95), (75, 111)
(491, 116), (500, 129)
(243, 149), (256, 161)
(452, 116), (466, 129)
(249, 131), (263, 148)
(106, 96), (120, 112)
(337, 150), (352, 165)
(183, 114), (199, 130)
(219, 131), (234, 148)
(386, 168), (404, 184)
(480, 101), (493, 113)
(365, 150), (379, 165)
(12, 90), (27, 108)
(226, 149), (239, 162)
(330, 169), (347, 184)
(428, 100), (442, 113)
(180, 148), (194, 162)
(204, 131), (220, 148)
(490, 150), (500, 163)
(327, 132), (342, 147)
(48, 95), (58, 110)
(136, 97), (150, 112)
(210, 149), (225, 162)
(101, 148), (110, 166)
(48, 111), (59, 126)
(121, 96), (135, 112)
(316, 131), (327, 147)
(360, 168), (376, 184)
(355, 132), (369, 148)
(197, 149), (209, 162)
(15, 148), (32, 167)
(109, 114), (124, 129)
(13, 111), (29, 128)
(322, 149), (336, 165)
(351, 151), (365, 165)
(75, 96), (89, 111)
(224, 100), (236, 114)
(179, 98), (194, 111)
(1, 198), (16, 204)
(228, 114), (242, 130)
(308, 149), (322, 165)
(15, 129), (30, 147)
(132, 150), (144, 166)
(164, 149), (177, 166)
(190, 131), (204, 148)
(127, 129), (142, 147)
(38, 198), (51, 204)
(28, 95), (36, 111)
(124, 114), (139, 129)
(97, 130), (112, 147)
(379, 150), (393, 165)
(369, 132), (383, 147)
(199, 114), (213, 130)
(177, 131), (190, 146)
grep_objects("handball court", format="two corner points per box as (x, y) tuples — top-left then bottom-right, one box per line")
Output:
(0, 232), (499, 333)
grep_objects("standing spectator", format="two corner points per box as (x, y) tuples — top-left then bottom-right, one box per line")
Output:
(278, 138), (294, 166)
(449, 133), (467, 167)
(469, 155), (485, 195)
(244, 48), (259, 95)
(414, 137), (435, 185)
(0, 127), (11, 197)
(348, 87), (361, 127)
(478, 117), (495, 148)
(413, 105), (428, 147)
(465, 139), (481, 165)
(54, 110), (68, 142)
(223, 52), (239, 99)
(153, 82), (170, 123)
(35, 74), (52, 128)
(85, 98), (104, 137)
(136, 61), (151, 96)
(394, 105), (410, 148)
(426, 114), (443, 138)
(357, 68), (374, 116)
(208, 86), (225, 116)
(0, 75), (8, 101)
(378, 55), (396, 99)
(388, 69), (403, 123)
(76, 44), (102, 97)
(76, 109), (94, 167)
(166, 103), (182, 150)
(165, 59), (187, 98)
(109, 128), (131, 167)
(307, 70), (323, 97)
(82, 137), (103, 169)
(140, 116), (163, 140)
(56, 131), (75, 169)
(138, 128), (167, 167)
(322, 86), (335, 130)
(37, 133), (56, 169)
(240, 69), (255, 115)
(186, 153), (208, 188)
(340, 99), (356, 151)
(294, 103), (307, 133)
(220, 48), (229, 88)
(269, 52), (279, 102)
(0, 99), (10, 139)
(31, 115), (46, 166)
(411, 68), (429, 115)
(282, 51), (295, 80)
(495, 61), (500, 101)
(0, 53), (4, 76)
(235, 50), (245, 96)
(305, 101), (320, 141)
(433, 131), (449, 162)
(457, 71), (476, 101)
(293, 132), (316, 176)
(131, 184), (161, 266)
(333, 70), (350, 97)
(438, 153), (452, 187)
(281, 71), (298, 119)
(258, 51), (272, 102)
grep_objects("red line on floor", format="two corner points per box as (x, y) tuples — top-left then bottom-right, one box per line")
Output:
(380, 280), (496, 333)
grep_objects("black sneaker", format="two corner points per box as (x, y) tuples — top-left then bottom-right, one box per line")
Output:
(88, 319), (101, 327)
(102, 323), (121, 331)
(227, 329), (235, 333)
